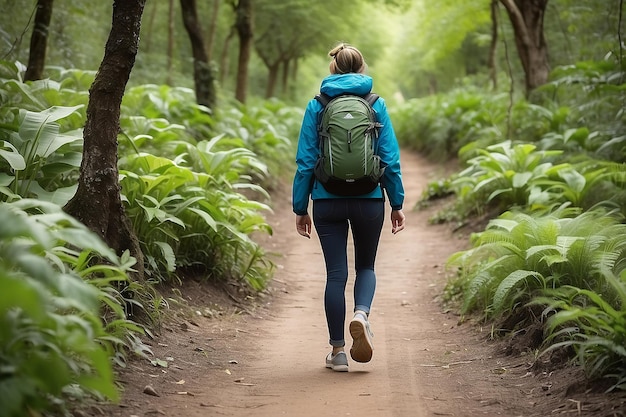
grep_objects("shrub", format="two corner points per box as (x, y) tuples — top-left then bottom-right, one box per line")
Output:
(0, 199), (149, 416)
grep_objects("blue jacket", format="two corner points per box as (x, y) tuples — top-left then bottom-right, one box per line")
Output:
(292, 73), (405, 215)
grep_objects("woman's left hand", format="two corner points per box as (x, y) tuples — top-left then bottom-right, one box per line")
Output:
(296, 214), (312, 239)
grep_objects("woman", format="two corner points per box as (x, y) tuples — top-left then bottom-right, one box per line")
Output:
(292, 43), (406, 372)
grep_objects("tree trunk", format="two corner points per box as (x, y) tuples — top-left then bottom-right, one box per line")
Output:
(281, 59), (290, 96)
(219, 28), (235, 85)
(167, 0), (175, 84)
(64, 0), (146, 280)
(24, 0), (53, 81)
(234, 0), (253, 103)
(206, 0), (220, 61)
(488, 0), (499, 90)
(499, 0), (550, 96)
(265, 62), (279, 98)
(180, 0), (216, 109)
(144, 1), (158, 53)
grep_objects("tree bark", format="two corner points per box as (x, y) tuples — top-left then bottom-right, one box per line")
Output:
(219, 28), (235, 85)
(488, 0), (499, 90)
(144, 1), (158, 53)
(167, 0), (175, 85)
(206, 0), (220, 61)
(499, 0), (550, 96)
(234, 0), (253, 103)
(281, 59), (290, 96)
(265, 62), (279, 98)
(180, 0), (216, 109)
(64, 0), (146, 280)
(24, 0), (53, 81)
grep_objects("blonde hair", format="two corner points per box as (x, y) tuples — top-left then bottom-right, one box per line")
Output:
(328, 43), (366, 74)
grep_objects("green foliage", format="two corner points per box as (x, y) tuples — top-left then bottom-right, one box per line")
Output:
(416, 177), (454, 207)
(213, 98), (301, 188)
(1, 61), (300, 291)
(0, 61), (303, 417)
(119, 139), (275, 289)
(0, 62), (91, 206)
(407, 1), (490, 73)
(120, 85), (299, 188)
(452, 140), (564, 213)
(117, 84), (299, 288)
(432, 41), (626, 387)
(534, 269), (626, 389)
(536, 60), (626, 163)
(447, 208), (626, 318)
(391, 88), (508, 161)
(121, 84), (214, 140)
(536, 159), (626, 216)
(0, 105), (83, 205)
(0, 199), (149, 416)
(387, 0), (492, 96)
(447, 203), (626, 386)
(432, 139), (626, 220)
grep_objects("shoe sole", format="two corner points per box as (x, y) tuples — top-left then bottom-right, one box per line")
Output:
(349, 317), (373, 363)
(325, 363), (349, 372)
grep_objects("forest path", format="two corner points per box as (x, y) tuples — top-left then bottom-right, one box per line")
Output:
(99, 150), (593, 417)
(212, 149), (472, 417)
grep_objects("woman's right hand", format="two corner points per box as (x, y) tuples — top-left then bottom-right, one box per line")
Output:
(390, 210), (405, 234)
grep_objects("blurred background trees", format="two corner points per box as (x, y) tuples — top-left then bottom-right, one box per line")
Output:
(4, 0), (618, 107)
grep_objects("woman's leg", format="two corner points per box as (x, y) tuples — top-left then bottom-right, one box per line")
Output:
(313, 199), (349, 347)
(349, 199), (385, 313)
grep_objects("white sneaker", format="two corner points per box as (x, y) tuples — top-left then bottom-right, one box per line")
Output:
(349, 312), (373, 363)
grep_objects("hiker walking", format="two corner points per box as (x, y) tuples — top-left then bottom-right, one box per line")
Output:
(292, 43), (406, 372)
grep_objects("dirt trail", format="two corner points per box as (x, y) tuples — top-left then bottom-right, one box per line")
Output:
(209, 150), (470, 417)
(100, 150), (622, 417)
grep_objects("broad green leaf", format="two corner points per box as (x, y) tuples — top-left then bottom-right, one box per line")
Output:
(558, 168), (586, 192)
(487, 187), (512, 202)
(0, 141), (26, 170)
(36, 105), (84, 123)
(187, 207), (218, 231)
(0, 173), (14, 186)
(37, 131), (83, 158)
(512, 172), (533, 188)
(155, 241), (176, 272)
(0, 276), (47, 319)
(51, 273), (100, 312)
(487, 219), (519, 232)
(563, 127), (589, 145)
(27, 183), (77, 206)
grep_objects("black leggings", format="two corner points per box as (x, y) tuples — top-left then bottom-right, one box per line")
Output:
(313, 198), (384, 347)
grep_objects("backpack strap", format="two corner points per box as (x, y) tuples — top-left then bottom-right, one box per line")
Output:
(314, 93), (331, 155)
(314, 93), (331, 107)
(364, 93), (379, 107)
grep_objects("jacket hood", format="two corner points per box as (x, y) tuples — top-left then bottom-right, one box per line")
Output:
(320, 73), (373, 97)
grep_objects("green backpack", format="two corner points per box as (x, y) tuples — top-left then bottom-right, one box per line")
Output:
(313, 93), (385, 196)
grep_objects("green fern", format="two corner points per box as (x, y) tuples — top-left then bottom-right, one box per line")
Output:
(492, 270), (545, 313)
(535, 269), (626, 388)
(447, 207), (626, 320)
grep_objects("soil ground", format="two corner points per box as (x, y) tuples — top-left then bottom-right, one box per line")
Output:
(94, 150), (626, 417)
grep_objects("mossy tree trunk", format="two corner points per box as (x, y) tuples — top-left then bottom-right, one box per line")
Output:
(64, 0), (146, 280)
